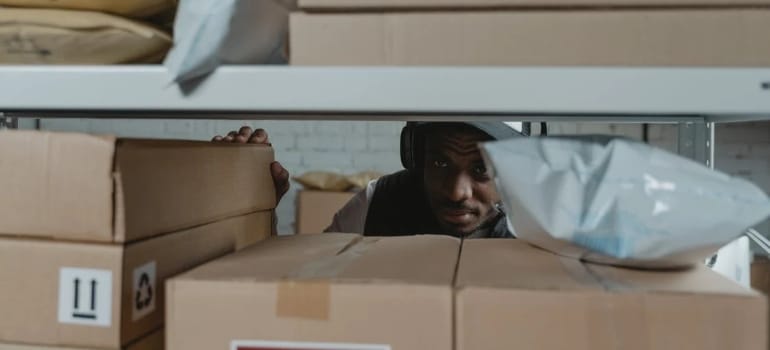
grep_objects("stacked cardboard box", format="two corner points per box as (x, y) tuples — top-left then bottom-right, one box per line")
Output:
(167, 234), (766, 350)
(291, 0), (770, 66)
(295, 191), (355, 234)
(0, 131), (278, 349)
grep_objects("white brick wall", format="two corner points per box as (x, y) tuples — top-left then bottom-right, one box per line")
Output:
(21, 119), (770, 243)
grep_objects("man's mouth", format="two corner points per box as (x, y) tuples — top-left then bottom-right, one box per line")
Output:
(439, 208), (476, 225)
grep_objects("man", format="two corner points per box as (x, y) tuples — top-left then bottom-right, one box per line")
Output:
(214, 122), (522, 238)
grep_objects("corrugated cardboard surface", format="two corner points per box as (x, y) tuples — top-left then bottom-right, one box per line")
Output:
(0, 131), (116, 243)
(0, 211), (273, 349)
(751, 256), (770, 350)
(0, 131), (276, 243)
(0, 328), (163, 350)
(291, 10), (770, 66)
(456, 240), (767, 350)
(167, 234), (459, 350)
(753, 256), (770, 295)
(295, 191), (355, 234)
(299, 0), (770, 9)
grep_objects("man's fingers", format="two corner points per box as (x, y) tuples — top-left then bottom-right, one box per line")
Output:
(234, 134), (249, 143)
(239, 126), (253, 137)
(249, 129), (269, 144)
(212, 135), (224, 142)
(223, 134), (235, 142)
(270, 161), (290, 201)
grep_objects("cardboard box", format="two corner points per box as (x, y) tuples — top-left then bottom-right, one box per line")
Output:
(0, 329), (162, 350)
(0, 210), (273, 349)
(455, 239), (767, 350)
(753, 256), (770, 295)
(299, 0), (770, 8)
(167, 233), (459, 350)
(291, 10), (770, 67)
(0, 130), (276, 243)
(295, 191), (355, 234)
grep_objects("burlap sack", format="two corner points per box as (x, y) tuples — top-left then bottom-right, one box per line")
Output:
(0, 8), (172, 64)
(0, 0), (176, 18)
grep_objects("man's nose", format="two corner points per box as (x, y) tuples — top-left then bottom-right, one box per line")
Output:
(444, 172), (473, 203)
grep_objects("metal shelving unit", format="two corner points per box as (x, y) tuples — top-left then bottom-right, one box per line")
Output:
(0, 66), (768, 123)
(4, 65), (769, 169)
(0, 64), (767, 287)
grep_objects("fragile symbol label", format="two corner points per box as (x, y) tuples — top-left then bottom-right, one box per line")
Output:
(58, 267), (112, 327)
(231, 340), (391, 350)
(132, 261), (156, 321)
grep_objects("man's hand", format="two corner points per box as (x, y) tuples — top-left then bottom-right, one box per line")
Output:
(213, 126), (290, 202)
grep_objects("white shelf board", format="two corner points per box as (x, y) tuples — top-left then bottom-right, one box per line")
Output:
(1, 65), (770, 122)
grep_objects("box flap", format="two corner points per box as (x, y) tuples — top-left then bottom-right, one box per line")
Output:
(457, 240), (757, 297)
(0, 130), (115, 241)
(115, 140), (276, 242)
(176, 234), (460, 286)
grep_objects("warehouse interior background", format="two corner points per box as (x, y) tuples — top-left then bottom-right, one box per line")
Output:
(18, 119), (770, 242)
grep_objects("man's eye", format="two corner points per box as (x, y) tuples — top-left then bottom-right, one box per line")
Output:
(473, 165), (488, 175)
(433, 160), (449, 168)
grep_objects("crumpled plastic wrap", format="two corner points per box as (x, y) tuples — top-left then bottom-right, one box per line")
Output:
(164, 0), (295, 84)
(481, 135), (770, 269)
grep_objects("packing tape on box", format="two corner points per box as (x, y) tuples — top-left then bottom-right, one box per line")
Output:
(276, 236), (379, 320)
(276, 281), (331, 321)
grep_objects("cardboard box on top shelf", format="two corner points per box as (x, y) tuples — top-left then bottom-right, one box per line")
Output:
(167, 233), (459, 350)
(0, 328), (162, 350)
(455, 239), (767, 350)
(0, 130), (276, 243)
(290, 10), (770, 67)
(295, 190), (355, 234)
(0, 211), (274, 349)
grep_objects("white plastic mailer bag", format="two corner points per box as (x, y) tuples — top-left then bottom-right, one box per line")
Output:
(481, 136), (770, 269)
(164, 0), (295, 84)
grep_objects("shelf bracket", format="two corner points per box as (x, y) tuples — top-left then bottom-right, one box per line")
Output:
(0, 113), (18, 130)
(677, 121), (714, 169)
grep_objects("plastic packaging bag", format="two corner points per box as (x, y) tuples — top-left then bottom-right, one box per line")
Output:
(164, 0), (295, 84)
(481, 136), (770, 269)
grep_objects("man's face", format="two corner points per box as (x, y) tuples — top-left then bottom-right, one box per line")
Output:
(422, 125), (501, 237)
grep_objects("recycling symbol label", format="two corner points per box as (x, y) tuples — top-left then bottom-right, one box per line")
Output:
(132, 261), (156, 321)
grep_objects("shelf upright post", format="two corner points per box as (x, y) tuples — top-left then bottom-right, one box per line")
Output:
(677, 120), (713, 169)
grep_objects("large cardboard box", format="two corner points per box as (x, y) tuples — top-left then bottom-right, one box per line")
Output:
(0, 130), (276, 243)
(0, 211), (274, 349)
(0, 329), (162, 350)
(291, 10), (770, 67)
(299, 0), (770, 8)
(295, 190), (355, 234)
(456, 239), (767, 350)
(167, 233), (459, 350)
